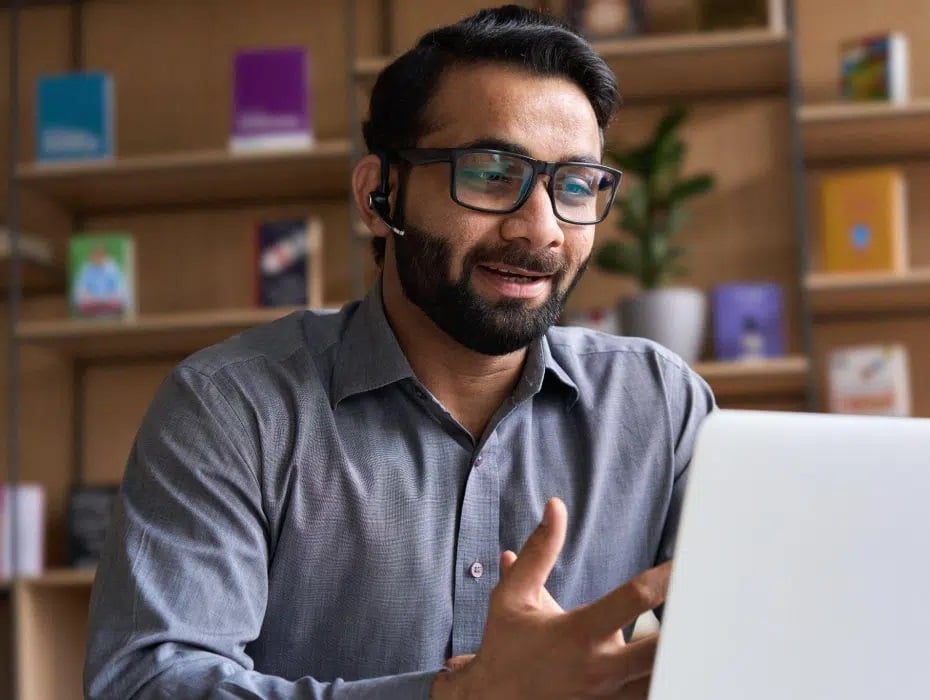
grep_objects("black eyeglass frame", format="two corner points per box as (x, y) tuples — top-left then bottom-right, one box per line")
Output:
(389, 147), (623, 225)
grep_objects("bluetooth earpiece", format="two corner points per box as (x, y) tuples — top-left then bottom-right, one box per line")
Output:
(367, 190), (405, 237)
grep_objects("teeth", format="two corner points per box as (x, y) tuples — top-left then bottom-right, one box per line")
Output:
(484, 264), (544, 278)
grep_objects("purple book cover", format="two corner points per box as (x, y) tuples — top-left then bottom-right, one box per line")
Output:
(712, 282), (786, 361)
(231, 47), (312, 149)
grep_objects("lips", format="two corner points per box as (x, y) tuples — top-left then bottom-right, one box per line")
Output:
(478, 263), (553, 281)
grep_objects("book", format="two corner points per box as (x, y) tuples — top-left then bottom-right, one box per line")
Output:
(0, 227), (53, 264)
(819, 168), (908, 274)
(0, 483), (46, 578)
(840, 33), (909, 103)
(35, 71), (114, 163)
(827, 344), (911, 416)
(563, 0), (644, 38)
(230, 47), (313, 152)
(711, 282), (785, 361)
(66, 484), (120, 568)
(68, 232), (136, 319)
(254, 216), (323, 307)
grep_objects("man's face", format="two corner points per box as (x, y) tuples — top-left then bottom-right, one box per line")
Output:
(389, 63), (602, 356)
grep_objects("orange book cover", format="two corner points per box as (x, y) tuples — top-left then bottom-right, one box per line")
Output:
(819, 168), (907, 273)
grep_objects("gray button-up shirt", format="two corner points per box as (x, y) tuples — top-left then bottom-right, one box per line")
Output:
(84, 279), (715, 699)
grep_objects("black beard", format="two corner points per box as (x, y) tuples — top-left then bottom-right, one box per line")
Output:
(392, 222), (588, 356)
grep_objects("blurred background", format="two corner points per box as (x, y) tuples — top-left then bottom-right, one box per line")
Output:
(1, 1), (928, 697)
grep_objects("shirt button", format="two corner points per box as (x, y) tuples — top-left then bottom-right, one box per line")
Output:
(469, 561), (484, 579)
(414, 388), (426, 401)
(473, 455), (483, 468)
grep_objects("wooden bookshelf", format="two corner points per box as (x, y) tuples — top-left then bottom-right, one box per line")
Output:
(693, 355), (810, 400)
(15, 572), (92, 700)
(806, 268), (930, 318)
(799, 100), (930, 165)
(14, 139), (353, 215)
(355, 28), (788, 102)
(15, 306), (346, 360)
(0, 258), (64, 297)
(14, 568), (96, 589)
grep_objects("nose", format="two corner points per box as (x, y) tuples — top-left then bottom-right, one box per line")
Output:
(499, 176), (565, 249)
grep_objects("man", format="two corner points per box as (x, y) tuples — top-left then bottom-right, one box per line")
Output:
(84, 5), (715, 699)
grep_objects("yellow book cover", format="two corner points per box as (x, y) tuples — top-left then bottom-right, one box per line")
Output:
(819, 168), (907, 273)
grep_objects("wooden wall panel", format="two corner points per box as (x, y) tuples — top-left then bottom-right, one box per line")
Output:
(389, 0), (539, 54)
(794, 0), (930, 103)
(82, 361), (174, 485)
(77, 0), (351, 155)
(569, 97), (802, 360)
(83, 201), (358, 313)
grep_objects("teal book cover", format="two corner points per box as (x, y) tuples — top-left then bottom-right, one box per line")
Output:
(36, 71), (114, 162)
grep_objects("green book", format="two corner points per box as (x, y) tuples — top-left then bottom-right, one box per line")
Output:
(68, 232), (136, 319)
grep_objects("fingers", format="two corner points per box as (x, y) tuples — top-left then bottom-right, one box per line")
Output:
(443, 654), (475, 673)
(575, 561), (672, 639)
(611, 634), (658, 685)
(500, 550), (517, 573)
(498, 497), (567, 599)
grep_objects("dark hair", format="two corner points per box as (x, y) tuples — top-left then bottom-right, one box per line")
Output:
(362, 4), (620, 264)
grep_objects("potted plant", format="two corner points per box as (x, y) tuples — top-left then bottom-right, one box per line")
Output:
(594, 104), (715, 363)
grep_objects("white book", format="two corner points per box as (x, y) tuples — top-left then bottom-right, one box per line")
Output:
(0, 483), (46, 578)
(827, 344), (911, 417)
(0, 227), (53, 265)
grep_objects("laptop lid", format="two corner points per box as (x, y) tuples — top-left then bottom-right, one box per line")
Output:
(649, 408), (930, 700)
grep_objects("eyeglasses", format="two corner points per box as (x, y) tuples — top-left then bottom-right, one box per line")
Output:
(390, 147), (622, 225)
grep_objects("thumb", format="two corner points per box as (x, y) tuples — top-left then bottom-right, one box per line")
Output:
(499, 497), (567, 599)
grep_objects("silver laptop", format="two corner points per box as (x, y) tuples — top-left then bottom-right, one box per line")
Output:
(650, 408), (930, 700)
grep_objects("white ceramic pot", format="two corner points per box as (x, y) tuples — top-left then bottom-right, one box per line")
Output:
(619, 286), (707, 363)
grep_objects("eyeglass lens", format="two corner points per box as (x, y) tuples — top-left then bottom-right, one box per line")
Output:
(453, 151), (617, 224)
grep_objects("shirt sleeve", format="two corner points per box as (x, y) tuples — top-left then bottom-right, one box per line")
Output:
(653, 362), (717, 613)
(83, 366), (441, 700)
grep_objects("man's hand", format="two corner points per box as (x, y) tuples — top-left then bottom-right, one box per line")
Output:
(431, 497), (670, 699)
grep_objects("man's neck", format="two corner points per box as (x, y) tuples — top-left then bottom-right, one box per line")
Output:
(381, 270), (527, 439)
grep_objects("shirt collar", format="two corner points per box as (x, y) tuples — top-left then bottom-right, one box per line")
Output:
(517, 333), (580, 407)
(331, 277), (415, 406)
(331, 276), (580, 407)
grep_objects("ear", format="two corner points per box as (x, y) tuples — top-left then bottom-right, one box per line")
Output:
(351, 154), (394, 239)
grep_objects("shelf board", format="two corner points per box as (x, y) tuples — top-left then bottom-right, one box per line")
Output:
(806, 268), (930, 318)
(16, 305), (345, 360)
(2, 568), (95, 590)
(0, 258), (64, 297)
(693, 355), (810, 399)
(799, 99), (930, 164)
(354, 28), (788, 102)
(15, 139), (353, 216)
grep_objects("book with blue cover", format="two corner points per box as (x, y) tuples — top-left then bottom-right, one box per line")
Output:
(711, 282), (786, 361)
(36, 71), (114, 163)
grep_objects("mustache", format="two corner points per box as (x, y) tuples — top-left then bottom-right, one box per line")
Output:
(465, 246), (568, 276)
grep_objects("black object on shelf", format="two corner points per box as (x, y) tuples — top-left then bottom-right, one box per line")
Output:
(66, 484), (120, 568)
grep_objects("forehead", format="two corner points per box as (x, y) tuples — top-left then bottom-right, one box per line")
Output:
(418, 63), (602, 160)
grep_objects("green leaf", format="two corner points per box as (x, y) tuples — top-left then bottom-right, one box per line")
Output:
(618, 180), (649, 234)
(653, 105), (688, 145)
(594, 240), (642, 277)
(605, 143), (653, 176)
(649, 139), (684, 200)
(669, 174), (715, 202)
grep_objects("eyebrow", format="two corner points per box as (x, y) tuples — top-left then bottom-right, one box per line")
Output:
(458, 137), (601, 165)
